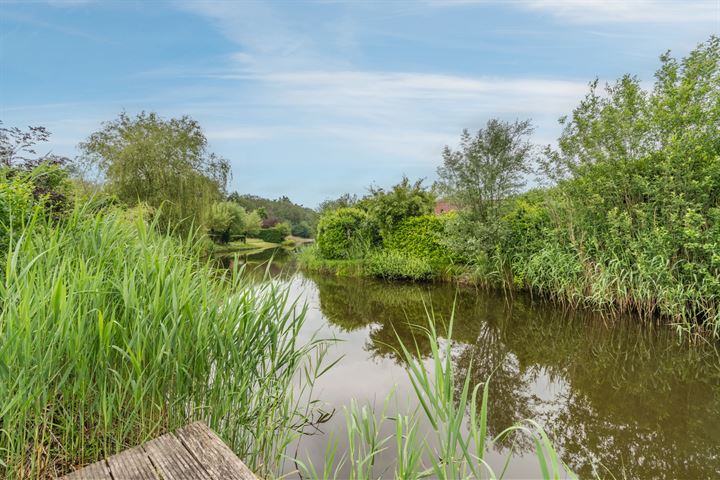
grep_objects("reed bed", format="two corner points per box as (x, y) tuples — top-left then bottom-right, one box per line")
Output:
(300, 313), (575, 479)
(0, 203), (323, 478)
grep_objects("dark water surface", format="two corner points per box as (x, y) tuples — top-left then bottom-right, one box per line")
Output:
(237, 250), (720, 479)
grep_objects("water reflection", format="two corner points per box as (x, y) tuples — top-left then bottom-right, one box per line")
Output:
(306, 273), (720, 479)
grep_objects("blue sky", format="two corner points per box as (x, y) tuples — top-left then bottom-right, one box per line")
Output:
(1, 0), (718, 208)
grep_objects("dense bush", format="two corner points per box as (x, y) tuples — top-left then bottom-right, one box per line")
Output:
(207, 201), (261, 243)
(300, 37), (720, 337)
(384, 214), (454, 267)
(447, 37), (720, 335)
(0, 173), (34, 255)
(291, 220), (313, 238)
(257, 222), (291, 244)
(359, 176), (435, 237)
(315, 207), (379, 259)
(364, 250), (434, 281)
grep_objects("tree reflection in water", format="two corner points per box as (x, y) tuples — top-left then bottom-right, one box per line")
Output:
(308, 272), (720, 479)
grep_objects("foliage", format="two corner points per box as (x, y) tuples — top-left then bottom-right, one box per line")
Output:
(0, 121), (52, 167)
(80, 112), (229, 235)
(428, 37), (720, 336)
(436, 119), (536, 263)
(437, 119), (534, 225)
(359, 176), (435, 237)
(364, 250), (434, 281)
(257, 222), (291, 244)
(228, 192), (318, 236)
(0, 202), (327, 478)
(292, 220), (313, 238)
(207, 201), (261, 243)
(318, 193), (358, 215)
(383, 214), (454, 267)
(0, 173), (35, 255)
(315, 207), (379, 260)
(1, 122), (73, 213)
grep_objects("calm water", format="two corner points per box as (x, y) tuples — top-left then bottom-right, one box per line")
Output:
(236, 249), (720, 479)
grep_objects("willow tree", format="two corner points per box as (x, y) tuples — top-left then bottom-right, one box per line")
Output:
(80, 112), (229, 234)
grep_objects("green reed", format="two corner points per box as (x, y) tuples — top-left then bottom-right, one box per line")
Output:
(300, 308), (576, 479)
(0, 202), (325, 478)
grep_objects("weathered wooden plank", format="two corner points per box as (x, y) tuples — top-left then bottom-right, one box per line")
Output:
(63, 459), (112, 479)
(175, 422), (257, 480)
(143, 432), (212, 480)
(106, 444), (160, 480)
(60, 422), (257, 480)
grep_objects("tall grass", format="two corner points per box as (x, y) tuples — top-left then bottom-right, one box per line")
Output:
(300, 311), (576, 479)
(0, 203), (324, 478)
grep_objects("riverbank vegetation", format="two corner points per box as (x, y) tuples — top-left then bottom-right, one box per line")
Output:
(0, 205), (323, 477)
(1, 118), (569, 478)
(302, 37), (720, 338)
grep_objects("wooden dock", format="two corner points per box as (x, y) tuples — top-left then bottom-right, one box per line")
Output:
(62, 422), (257, 480)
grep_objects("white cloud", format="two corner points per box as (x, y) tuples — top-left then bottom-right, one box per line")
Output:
(429, 0), (719, 24)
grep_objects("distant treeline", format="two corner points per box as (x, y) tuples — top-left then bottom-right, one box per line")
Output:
(227, 192), (319, 237)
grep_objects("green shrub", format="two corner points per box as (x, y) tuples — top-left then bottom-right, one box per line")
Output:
(364, 250), (434, 281)
(257, 222), (291, 243)
(0, 173), (35, 255)
(315, 207), (379, 259)
(291, 220), (313, 238)
(384, 214), (454, 267)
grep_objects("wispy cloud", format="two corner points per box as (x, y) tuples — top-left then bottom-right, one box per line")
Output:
(166, 0), (591, 163)
(428, 0), (719, 24)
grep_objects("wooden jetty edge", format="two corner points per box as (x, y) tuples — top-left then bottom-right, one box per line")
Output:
(61, 421), (258, 480)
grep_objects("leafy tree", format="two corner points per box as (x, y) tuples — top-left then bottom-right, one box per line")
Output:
(542, 35), (719, 181)
(244, 210), (262, 237)
(207, 201), (260, 243)
(80, 112), (229, 234)
(291, 220), (313, 238)
(0, 121), (51, 167)
(436, 119), (535, 260)
(318, 193), (358, 215)
(437, 119), (534, 224)
(359, 176), (435, 237)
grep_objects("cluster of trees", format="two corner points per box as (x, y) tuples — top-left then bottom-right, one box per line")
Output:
(312, 176), (449, 280)
(228, 193), (318, 238)
(309, 36), (720, 335)
(2, 111), (309, 250)
(206, 201), (262, 243)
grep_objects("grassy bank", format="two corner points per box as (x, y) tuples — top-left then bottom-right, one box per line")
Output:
(0, 203), (322, 478)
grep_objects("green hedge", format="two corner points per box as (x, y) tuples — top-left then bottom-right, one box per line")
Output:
(383, 214), (453, 266)
(316, 207), (378, 259)
(257, 223), (290, 244)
